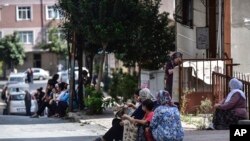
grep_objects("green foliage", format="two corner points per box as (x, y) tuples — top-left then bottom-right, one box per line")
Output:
(199, 98), (212, 114)
(115, 0), (175, 70)
(38, 28), (67, 56)
(0, 32), (25, 67)
(180, 94), (189, 115)
(109, 69), (138, 102)
(85, 86), (104, 115)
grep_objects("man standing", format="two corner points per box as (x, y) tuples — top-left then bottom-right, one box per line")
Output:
(24, 90), (32, 116)
(165, 52), (182, 97)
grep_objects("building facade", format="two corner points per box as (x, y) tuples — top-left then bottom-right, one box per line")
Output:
(0, 0), (63, 74)
(175, 0), (250, 73)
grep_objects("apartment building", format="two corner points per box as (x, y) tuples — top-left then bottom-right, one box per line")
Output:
(0, 0), (63, 74)
(175, 0), (250, 73)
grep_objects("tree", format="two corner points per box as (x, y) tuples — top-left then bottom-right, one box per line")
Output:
(0, 32), (25, 77)
(79, 0), (141, 91)
(57, 0), (141, 91)
(39, 28), (67, 56)
(115, 0), (175, 71)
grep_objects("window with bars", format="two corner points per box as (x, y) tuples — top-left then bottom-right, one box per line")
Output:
(174, 0), (193, 28)
(17, 31), (33, 44)
(16, 6), (31, 20)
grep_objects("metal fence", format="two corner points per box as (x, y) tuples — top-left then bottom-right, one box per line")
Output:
(178, 58), (232, 99)
(213, 72), (250, 118)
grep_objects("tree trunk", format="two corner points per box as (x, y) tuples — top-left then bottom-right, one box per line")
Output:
(96, 42), (108, 91)
(88, 54), (94, 83)
(76, 35), (84, 110)
(138, 64), (141, 88)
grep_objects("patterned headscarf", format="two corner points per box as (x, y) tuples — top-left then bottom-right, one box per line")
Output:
(139, 88), (153, 102)
(156, 90), (174, 106)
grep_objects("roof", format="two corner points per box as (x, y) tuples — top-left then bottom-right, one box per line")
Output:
(9, 73), (26, 77)
(9, 91), (26, 95)
(7, 83), (29, 88)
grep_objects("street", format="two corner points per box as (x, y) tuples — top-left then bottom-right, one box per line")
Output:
(28, 80), (48, 92)
(0, 115), (106, 141)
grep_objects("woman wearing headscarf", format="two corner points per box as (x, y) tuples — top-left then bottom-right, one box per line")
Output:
(211, 78), (247, 130)
(95, 88), (154, 141)
(150, 90), (184, 141)
(165, 52), (182, 96)
(122, 88), (155, 141)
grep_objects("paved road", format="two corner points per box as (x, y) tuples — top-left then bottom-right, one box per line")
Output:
(28, 80), (47, 92)
(0, 115), (106, 141)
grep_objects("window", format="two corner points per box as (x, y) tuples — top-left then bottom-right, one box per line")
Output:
(16, 6), (31, 20)
(17, 31), (33, 44)
(47, 29), (64, 42)
(33, 54), (41, 68)
(0, 32), (2, 39)
(46, 6), (63, 20)
(174, 0), (193, 28)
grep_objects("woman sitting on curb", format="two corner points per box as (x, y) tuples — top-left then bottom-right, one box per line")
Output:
(210, 78), (247, 130)
(150, 90), (184, 141)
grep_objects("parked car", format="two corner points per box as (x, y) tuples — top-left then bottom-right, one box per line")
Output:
(57, 67), (89, 83)
(24, 68), (50, 80)
(8, 73), (26, 85)
(6, 84), (38, 115)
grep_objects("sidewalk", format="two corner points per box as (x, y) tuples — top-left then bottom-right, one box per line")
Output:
(68, 109), (229, 141)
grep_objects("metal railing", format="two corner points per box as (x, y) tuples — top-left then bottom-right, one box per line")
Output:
(178, 58), (233, 100)
(212, 72), (250, 118)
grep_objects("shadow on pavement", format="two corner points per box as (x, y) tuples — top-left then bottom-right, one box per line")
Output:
(0, 115), (69, 125)
(0, 136), (97, 141)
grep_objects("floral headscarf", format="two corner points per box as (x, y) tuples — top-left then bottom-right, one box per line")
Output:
(156, 90), (175, 106)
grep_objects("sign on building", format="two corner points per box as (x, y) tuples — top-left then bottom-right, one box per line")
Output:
(196, 27), (209, 49)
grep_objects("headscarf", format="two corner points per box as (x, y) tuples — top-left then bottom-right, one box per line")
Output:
(171, 52), (182, 60)
(139, 88), (154, 102)
(156, 90), (175, 106)
(225, 78), (246, 103)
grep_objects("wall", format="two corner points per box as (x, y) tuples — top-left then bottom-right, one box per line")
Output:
(159, 0), (175, 20)
(231, 0), (250, 73)
(176, 0), (206, 59)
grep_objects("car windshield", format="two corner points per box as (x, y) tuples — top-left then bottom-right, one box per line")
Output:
(9, 77), (24, 82)
(10, 94), (25, 100)
(8, 87), (27, 93)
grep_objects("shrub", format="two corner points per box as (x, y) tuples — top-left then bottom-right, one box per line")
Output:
(85, 86), (104, 115)
(109, 69), (138, 102)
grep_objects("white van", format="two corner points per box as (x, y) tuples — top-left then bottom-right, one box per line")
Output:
(8, 73), (26, 85)
(6, 84), (38, 114)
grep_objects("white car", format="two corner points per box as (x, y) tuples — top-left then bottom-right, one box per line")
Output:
(24, 68), (50, 80)
(8, 73), (26, 85)
(32, 68), (49, 80)
(6, 84), (38, 114)
(57, 67), (89, 83)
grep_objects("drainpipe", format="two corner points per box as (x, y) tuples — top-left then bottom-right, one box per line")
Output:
(40, 0), (45, 42)
(217, 0), (222, 58)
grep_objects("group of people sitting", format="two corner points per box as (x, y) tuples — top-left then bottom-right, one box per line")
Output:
(31, 74), (69, 118)
(95, 77), (248, 141)
(95, 88), (184, 141)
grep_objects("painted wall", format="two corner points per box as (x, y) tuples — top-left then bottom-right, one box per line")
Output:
(231, 0), (250, 73)
(159, 0), (175, 20)
(176, 0), (207, 59)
